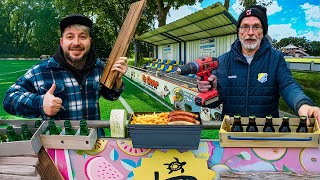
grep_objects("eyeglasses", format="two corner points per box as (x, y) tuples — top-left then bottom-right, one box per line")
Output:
(239, 25), (262, 33)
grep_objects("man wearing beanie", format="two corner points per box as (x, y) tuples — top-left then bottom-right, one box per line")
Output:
(3, 14), (128, 136)
(197, 5), (320, 122)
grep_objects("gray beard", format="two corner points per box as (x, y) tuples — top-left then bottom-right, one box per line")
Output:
(240, 38), (261, 51)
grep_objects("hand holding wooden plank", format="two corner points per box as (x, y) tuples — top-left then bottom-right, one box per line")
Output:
(100, 0), (146, 88)
(111, 57), (128, 89)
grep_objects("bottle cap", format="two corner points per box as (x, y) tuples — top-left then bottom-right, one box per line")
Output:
(300, 116), (307, 121)
(234, 114), (241, 119)
(266, 115), (273, 119)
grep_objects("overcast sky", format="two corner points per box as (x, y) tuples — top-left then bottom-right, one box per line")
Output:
(161, 0), (320, 41)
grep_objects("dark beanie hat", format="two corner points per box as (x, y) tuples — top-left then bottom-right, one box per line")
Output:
(237, 5), (268, 36)
(60, 14), (93, 34)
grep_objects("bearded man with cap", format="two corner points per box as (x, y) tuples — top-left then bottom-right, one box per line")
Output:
(3, 14), (128, 136)
(197, 5), (320, 123)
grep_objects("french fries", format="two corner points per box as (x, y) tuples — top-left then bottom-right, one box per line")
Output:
(131, 112), (169, 124)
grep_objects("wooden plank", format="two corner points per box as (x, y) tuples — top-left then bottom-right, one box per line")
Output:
(101, 2), (139, 85)
(220, 172), (320, 180)
(0, 156), (38, 166)
(0, 174), (40, 180)
(36, 148), (64, 180)
(0, 165), (37, 176)
(100, 0), (147, 88)
(101, 1), (142, 86)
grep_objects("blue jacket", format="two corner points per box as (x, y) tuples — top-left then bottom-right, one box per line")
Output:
(210, 37), (313, 118)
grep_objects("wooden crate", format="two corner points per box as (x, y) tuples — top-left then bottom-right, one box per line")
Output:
(40, 121), (97, 150)
(0, 120), (43, 157)
(219, 116), (320, 147)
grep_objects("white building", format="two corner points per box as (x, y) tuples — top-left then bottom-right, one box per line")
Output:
(281, 44), (309, 57)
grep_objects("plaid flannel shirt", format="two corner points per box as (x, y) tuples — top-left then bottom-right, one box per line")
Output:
(3, 57), (123, 120)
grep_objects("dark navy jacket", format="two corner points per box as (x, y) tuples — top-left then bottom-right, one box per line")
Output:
(208, 37), (313, 118)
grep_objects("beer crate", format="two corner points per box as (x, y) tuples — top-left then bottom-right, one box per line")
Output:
(219, 116), (320, 147)
(40, 120), (97, 150)
(0, 120), (43, 156)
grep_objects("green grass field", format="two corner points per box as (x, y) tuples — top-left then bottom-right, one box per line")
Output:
(0, 60), (41, 118)
(279, 71), (320, 114)
(285, 57), (320, 63)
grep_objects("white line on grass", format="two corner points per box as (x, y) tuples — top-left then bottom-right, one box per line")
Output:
(123, 76), (173, 111)
(0, 69), (30, 76)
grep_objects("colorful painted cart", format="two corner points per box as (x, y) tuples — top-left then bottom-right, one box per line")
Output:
(49, 139), (320, 180)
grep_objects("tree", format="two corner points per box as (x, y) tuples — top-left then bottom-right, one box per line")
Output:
(239, 0), (273, 9)
(308, 41), (320, 56)
(223, 0), (230, 10)
(0, 0), (19, 56)
(273, 37), (319, 55)
(273, 37), (320, 56)
(31, 0), (60, 56)
(153, 0), (203, 27)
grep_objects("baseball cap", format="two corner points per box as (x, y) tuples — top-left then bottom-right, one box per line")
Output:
(60, 14), (93, 34)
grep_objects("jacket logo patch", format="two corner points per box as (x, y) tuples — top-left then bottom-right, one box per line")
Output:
(257, 73), (268, 83)
(228, 75), (237, 79)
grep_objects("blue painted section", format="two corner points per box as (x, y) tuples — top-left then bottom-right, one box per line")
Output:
(208, 141), (224, 167)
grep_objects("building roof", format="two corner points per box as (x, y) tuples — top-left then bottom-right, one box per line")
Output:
(282, 44), (299, 49)
(135, 2), (237, 46)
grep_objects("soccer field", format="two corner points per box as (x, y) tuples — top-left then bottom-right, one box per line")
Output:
(285, 57), (320, 63)
(0, 60), (41, 118)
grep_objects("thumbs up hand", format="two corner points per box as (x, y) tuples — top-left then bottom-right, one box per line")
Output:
(43, 84), (63, 116)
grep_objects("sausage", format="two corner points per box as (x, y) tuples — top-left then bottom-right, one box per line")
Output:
(168, 121), (195, 125)
(169, 115), (200, 124)
(168, 110), (183, 116)
(168, 110), (199, 119)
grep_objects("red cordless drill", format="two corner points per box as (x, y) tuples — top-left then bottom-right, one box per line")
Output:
(176, 57), (219, 106)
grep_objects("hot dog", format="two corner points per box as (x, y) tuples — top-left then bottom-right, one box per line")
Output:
(169, 115), (200, 124)
(168, 121), (195, 125)
(168, 110), (199, 119)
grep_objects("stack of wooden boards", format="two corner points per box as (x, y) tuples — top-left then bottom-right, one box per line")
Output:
(0, 148), (63, 180)
(0, 155), (40, 179)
